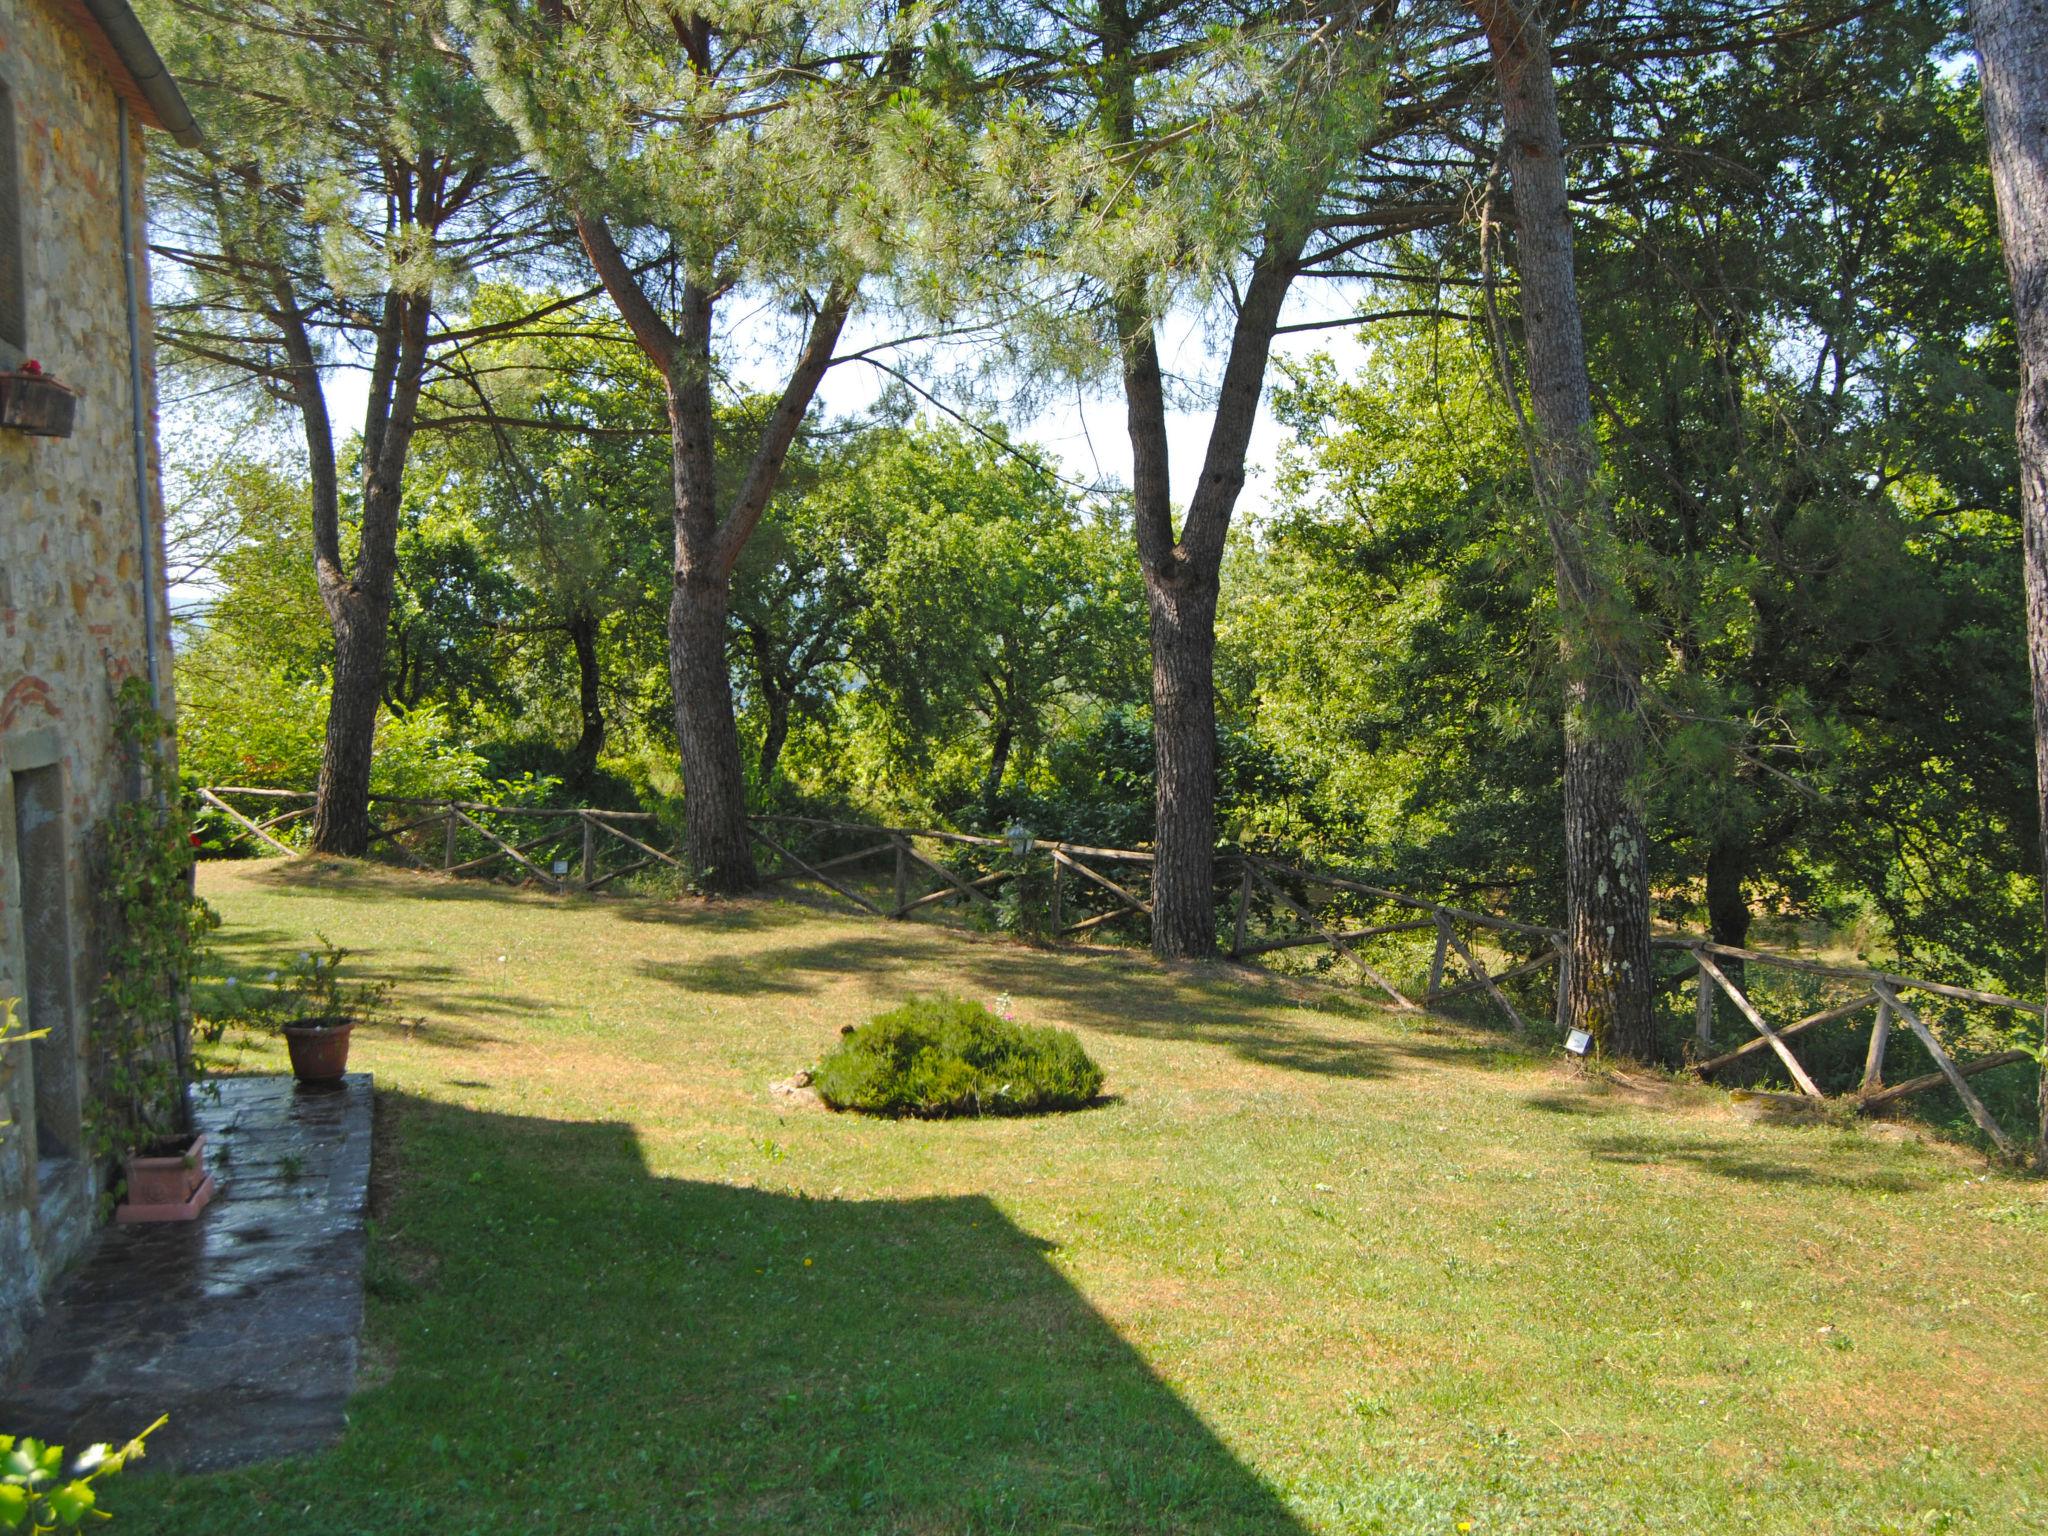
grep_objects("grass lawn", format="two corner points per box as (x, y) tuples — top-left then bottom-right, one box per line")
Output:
(120, 859), (2048, 1535)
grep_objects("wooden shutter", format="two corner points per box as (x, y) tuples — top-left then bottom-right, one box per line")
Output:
(0, 79), (23, 353)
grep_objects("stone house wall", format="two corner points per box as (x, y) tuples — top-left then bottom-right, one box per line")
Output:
(0, 0), (177, 1366)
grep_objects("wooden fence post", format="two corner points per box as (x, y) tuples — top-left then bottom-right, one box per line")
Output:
(580, 813), (595, 890)
(892, 837), (909, 917)
(1427, 915), (1450, 1000)
(1051, 852), (1064, 936)
(443, 809), (457, 871)
(1695, 957), (1717, 1047)
(1861, 994), (1892, 1094)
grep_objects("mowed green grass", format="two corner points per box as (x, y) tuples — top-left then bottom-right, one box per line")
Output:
(123, 859), (2048, 1535)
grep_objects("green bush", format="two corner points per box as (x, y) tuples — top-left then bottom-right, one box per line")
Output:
(814, 997), (1104, 1118)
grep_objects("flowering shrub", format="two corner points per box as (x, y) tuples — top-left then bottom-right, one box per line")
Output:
(210, 939), (399, 1034)
(814, 996), (1103, 1118)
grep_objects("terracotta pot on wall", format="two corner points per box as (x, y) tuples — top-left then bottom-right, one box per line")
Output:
(283, 1019), (354, 1084)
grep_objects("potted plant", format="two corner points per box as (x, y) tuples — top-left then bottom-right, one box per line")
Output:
(261, 939), (393, 1085)
(0, 359), (80, 437)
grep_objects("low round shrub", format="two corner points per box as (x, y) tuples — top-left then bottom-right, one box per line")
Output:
(814, 997), (1104, 1118)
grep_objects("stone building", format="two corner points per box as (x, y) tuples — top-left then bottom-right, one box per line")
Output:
(0, 0), (198, 1363)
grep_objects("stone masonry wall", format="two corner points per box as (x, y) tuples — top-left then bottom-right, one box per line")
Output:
(0, 0), (177, 1366)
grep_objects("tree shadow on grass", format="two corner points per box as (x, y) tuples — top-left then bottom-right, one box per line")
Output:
(634, 929), (1418, 1083)
(1580, 1131), (1929, 1193)
(126, 1093), (1311, 1535)
(199, 925), (516, 1050)
(1523, 1092), (1626, 1117)
(225, 857), (814, 934)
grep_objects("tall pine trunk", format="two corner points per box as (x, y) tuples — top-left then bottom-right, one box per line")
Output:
(1114, 242), (1300, 959)
(661, 283), (758, 893)
(302, 287), (430, 856)
(1475, 0), (1655, 1058)
(1146, 566), (1222, 957)
(669, 568), (755, 888)
(569, 205), (849, 891)
(1972, 0), (2048, 1159)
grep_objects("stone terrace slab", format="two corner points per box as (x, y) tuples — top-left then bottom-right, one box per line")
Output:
(0, 1074), (373, 1472)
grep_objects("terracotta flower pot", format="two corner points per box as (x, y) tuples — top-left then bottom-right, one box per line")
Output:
(284, 1019), (354, 1083)
(118, 1133), (215, 1223)
(126, 1133), (207, 1205)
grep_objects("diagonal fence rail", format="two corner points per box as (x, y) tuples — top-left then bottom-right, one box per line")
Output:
(198, 789), (2045, 1154)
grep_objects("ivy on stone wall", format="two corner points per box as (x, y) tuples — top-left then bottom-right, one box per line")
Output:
(86, 679), (218, 1166)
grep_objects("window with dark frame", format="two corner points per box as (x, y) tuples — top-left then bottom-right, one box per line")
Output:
(0, 78), (23, 358)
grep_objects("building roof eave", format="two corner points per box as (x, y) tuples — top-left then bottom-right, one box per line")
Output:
(67, 0), (203, 149)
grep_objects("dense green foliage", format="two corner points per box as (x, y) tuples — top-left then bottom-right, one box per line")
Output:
(161, 0), (2037, 1040)
(814, 997), (1105, 1117)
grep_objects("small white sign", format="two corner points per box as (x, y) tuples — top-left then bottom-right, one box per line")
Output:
(1564, 1028), (1593, 1057)
(552, 859), (570, 875)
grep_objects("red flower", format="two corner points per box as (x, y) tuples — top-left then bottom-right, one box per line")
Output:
(20, 359), (42, 375)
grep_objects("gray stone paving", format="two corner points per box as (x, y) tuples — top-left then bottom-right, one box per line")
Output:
(0, 1074), (373, 1472)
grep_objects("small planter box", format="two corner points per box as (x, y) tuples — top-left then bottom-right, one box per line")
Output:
(118, 1132), (216, 1224)
(0, 369), (79, 437)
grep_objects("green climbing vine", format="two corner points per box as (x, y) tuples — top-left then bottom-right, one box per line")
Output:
(85, 678), (219, 1165)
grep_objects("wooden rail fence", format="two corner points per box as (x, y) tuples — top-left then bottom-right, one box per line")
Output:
(198, 789), (2045, 1153)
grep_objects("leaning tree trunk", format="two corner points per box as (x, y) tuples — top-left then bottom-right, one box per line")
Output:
(981, 713), (1015, 818)
(757, 692), (793, 790)
(1972, 0), (2048, 1160)
(306, 289), (427, 856)
(1703, 837), (1751, 1034)
(309, 592), (392, 854)
(1475, 0), (1655, 1058)
(1703, 840), (1751, 950)
(569, 608), (606, 786)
